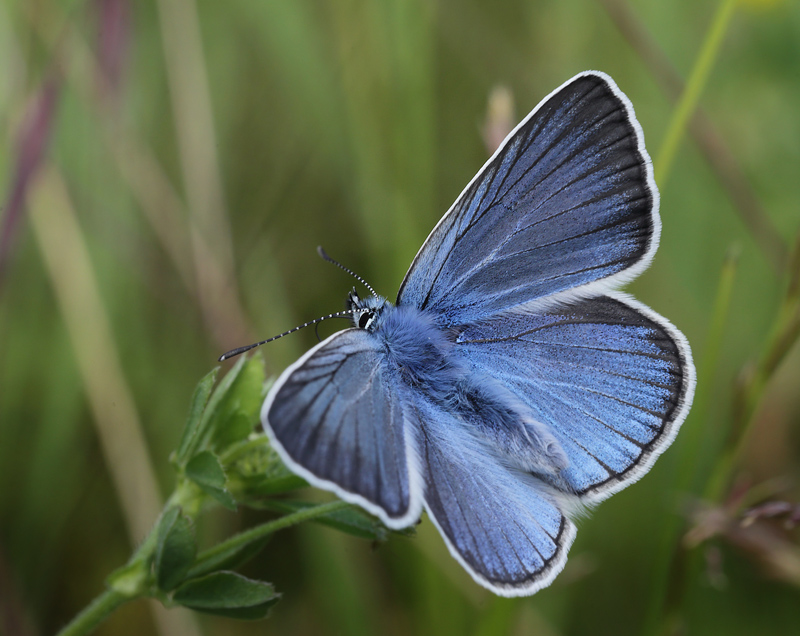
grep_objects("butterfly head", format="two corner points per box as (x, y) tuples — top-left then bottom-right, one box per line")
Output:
(347, 288), (389, 332)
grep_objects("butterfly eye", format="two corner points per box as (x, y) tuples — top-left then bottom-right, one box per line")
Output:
(358, 311), (373, 330)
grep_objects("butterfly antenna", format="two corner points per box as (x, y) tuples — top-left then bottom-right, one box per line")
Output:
(317, 246), (378, 297)
(218, 309), (355, 361)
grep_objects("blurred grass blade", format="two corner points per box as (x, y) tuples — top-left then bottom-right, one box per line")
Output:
(94, 0), (131, 105)
(681, 246), (739, 486)
(21, 0), (256, 351)
(155, 0), (234, 266)
(707, 230), (800, 501)
(328, 0), (436, 284)
(154, 0), (254, 349)
(643, 248), (738, 636)
(28, 164), (163, 543)
(0, 75), (60, 290)
(654, 0), (738, 187)
(598, 0), (787, 273)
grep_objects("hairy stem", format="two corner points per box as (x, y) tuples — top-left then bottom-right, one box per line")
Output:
(187, 500), (350, 578)
(55, 589), (130, 636)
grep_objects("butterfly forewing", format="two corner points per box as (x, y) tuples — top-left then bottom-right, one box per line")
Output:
(397, 72), (658, 325)
(263, 329), (422, 527)
(456, 292), (694, 502)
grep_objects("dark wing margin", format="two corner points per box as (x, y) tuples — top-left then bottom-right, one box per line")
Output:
(414, 397), (576, 596)
(456, 292), (695, 503)
(262, 329), (423, 528)
(397, 71), (660, 326)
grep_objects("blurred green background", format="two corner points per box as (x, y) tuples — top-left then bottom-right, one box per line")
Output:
(1, 0), (799, 634)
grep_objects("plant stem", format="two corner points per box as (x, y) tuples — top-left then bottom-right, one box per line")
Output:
(188, 500), (351, 576)
(54, 498), (352, 635)
(55, 589), (130, 636)
(54, 491), (196, 636)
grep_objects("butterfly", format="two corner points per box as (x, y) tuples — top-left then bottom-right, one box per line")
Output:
(260, 71), (696, 596)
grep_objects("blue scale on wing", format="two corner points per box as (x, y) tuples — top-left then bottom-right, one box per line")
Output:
(456, 295), (686, 496)
(398, 74), (655, 326)
(414, 397), (574, 592)
(266, 330), (414, 520)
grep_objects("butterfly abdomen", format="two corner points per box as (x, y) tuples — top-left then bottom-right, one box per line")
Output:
(450, 371), (569, 476)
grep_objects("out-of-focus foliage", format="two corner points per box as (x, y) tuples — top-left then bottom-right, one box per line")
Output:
(1, 0), (799, 635)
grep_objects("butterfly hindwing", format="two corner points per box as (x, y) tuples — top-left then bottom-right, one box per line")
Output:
(397, 71), (659, 325)
(262, 329), (422, 527)
(456, 292), (695, 502)
(414, 397), (576, 596)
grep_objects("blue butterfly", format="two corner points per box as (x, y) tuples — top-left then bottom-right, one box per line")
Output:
(260, 71), (696, 596)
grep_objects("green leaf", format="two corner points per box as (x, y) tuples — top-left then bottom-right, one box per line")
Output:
(186, 451), (226, 488)
(213, 410), (256, 449)
(183, 355), (249, 461)
(186, 451), (237, 510)
(173, 572), (279, 620)
(174, 368), (219, 465)
(207, 357), (266, 451)
(155, 507), (196, 591)
(232, 357), (268, 416)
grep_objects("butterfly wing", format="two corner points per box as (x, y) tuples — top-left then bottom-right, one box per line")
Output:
(262, 329), (423, 528)
(397, 71), (659, 325)
(414, 397), (576, 596)
(456, 292), (695, 503)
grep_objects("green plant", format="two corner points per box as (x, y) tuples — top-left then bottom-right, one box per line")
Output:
(56, 356), (409, 636)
